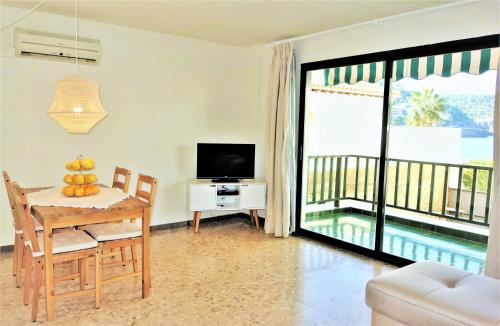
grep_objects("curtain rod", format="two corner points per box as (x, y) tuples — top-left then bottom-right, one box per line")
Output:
(265, 0), (477, 48)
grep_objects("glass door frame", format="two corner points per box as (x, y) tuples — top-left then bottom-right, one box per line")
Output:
(295, 34), (500, 267)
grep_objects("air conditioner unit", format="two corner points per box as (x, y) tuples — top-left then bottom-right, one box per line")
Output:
(15, 29), (101, 64)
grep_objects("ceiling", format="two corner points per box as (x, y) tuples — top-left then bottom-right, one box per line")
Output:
(2, 0), (451, 47)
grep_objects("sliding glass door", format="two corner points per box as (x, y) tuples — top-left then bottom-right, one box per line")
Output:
(299, 60), (387, 250)
(296, 35), (499, 272)
(381, 49), (498, 273)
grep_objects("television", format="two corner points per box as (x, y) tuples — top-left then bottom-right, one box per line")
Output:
(197, 143), (255, 182)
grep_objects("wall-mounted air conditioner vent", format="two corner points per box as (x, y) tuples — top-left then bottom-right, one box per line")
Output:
(15, 29), (101, 64)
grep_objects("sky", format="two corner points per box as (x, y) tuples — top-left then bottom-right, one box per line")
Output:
(396, 70), (497, 95)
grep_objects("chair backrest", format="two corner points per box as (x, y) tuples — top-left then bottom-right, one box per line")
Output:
(135, 174), (158, 207)
(2, 171), (23, 231)
(112, 166), (131, 193)
(3, 171), (16, 210)
(12, 183), (41, 253)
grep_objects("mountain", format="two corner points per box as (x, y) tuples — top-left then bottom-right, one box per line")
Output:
(390, 89), (494, 137)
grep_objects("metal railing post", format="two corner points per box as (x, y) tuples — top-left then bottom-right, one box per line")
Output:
(334, 157), (342, 207)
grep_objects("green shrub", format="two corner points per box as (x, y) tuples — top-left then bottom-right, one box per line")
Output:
(462, 160), (493, 192)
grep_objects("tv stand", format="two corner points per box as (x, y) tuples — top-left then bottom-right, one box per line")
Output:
(211, 178), (240, 183)
(188, 179), (266, 232)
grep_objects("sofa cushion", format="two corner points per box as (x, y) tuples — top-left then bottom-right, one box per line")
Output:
(366, 261), (500, 326)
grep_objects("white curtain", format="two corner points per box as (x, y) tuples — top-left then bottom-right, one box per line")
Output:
(484, 57), (500, 279)
(264, 42), (296, 237)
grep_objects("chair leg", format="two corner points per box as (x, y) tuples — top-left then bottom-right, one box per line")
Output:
(78, 258), (85, 290)
(23, 249), (32, 306)
(15, 237), (24, 288)
(120, 247), (127, 266)
(84, 258), (90, 285)
(12, 234), (18, 276)
(95, 248), (102, 309)
(31, 259), (42, 322)
(131, 245), (139, 272)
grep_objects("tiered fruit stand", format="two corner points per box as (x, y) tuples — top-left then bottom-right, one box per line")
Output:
(62, 155), (100, 197)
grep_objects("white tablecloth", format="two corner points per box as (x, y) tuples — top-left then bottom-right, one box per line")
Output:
(27, 186), (130, 209)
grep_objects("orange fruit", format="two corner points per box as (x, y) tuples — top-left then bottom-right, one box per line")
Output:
(84, 186), (94, 196)
(73, 174), (85, 184)
(62, 186), (75, 197)
(65, 162), (74, 171)
(63, 174), (73, 184)
(80, 159), (95, 170)
(91, 185), (100, 193)
(72, 160), (81, 170)
(84, 174), (97, 183)
(74, 187), (85, 197)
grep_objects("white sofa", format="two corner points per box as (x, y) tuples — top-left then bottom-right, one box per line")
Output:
(365, 261), (500, 326)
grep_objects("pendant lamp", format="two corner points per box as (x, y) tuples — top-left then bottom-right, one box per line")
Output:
(48, 0), (107, 134)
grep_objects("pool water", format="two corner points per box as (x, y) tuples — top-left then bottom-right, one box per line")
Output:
(304, 211), (486, 274)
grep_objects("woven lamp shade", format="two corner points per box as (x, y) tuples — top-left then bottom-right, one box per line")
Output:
(48, 75), (107, 134)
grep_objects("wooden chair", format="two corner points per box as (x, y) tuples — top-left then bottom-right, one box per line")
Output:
(3, 171), (23, 283)
(2, 171), (43, 287)
(109, 166), (132, 262)
(112, 167), (131, 193)
(84, 174), (157, 287)
(14, 184), (102, 321)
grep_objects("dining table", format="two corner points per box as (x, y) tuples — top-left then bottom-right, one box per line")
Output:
(24, 185), (152, 322)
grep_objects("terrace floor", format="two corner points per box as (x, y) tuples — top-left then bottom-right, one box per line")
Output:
(304, 211), (487, 274)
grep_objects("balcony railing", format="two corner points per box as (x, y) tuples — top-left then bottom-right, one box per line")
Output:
(306, 155), (493, 227)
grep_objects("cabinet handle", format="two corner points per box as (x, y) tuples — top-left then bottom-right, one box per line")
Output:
(210, 185), (216, 188)
(242, 184), (248, 187)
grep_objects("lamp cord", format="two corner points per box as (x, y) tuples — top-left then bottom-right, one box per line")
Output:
(75, 0), (79, 74)
(0, 0), (48, 31)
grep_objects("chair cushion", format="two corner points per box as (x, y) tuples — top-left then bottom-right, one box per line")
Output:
(33, 216), (43, 231)
(365, 261), (500, 326)
(84, 222), (142, 241)
(26, 230), (98, 257)
(16, 216), (69, 234)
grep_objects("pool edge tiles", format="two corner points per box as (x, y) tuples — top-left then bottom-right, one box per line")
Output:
(303, 211), (486, 274)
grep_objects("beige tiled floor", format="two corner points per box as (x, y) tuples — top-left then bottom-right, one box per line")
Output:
(0, 219), (395, 325)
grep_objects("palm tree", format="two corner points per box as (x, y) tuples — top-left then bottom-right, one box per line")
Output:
(406, 88), (445, 127)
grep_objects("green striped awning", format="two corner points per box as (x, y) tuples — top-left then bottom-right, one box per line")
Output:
(392, 47), (499, 81)
(312, 47), (499, 87)
(320, 61), (386, 86)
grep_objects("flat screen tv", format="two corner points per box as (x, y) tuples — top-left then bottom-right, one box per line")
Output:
(197, 143), (255, 182)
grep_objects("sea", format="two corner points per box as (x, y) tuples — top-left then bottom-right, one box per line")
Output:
(460, 136), (494, 162)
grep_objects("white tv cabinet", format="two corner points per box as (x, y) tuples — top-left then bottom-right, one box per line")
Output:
(188, 180), (266, 232)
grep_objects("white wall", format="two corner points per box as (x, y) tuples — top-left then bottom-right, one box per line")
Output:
(0, 6), (267, 246)
(295, 1), (499, 65)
